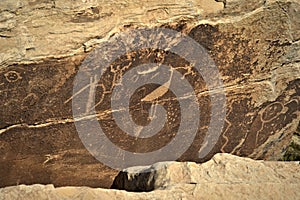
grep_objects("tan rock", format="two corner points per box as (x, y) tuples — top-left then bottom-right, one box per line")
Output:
(0, 154), (299, 200)
(112, 153), (300, 191)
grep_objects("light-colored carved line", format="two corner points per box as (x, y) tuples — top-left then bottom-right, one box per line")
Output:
(230, 138), (246, 154)
(260, 101), (284, 123)
(43, 154), (60, 165)
(89, 84), (106, 112)
(141, 85), (169, 102)
(141, 69), (173, 102)
(86, 75), (98, 113)
(0, 124), (25, 135)
(220, 118), (230, 153)
(64, 83), (91, 104)
(220, 102), (233, 153)
(0, 112), (110, 135)
(0, 119), (74, 135)
(255, 106), (274, 147)
(194, 80), (272, 96)
(254, 113), (265, 149)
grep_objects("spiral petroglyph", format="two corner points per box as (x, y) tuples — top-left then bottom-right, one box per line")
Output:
(72, 27), (226, 170)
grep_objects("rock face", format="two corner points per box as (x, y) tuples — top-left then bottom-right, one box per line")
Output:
(1, 154), (300, 200)
(0, 0), (300, 188)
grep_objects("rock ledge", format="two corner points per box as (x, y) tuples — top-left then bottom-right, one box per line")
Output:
(1, 154), (299, 200)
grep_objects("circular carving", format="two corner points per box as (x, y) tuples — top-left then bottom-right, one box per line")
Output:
(4, 71), (22, 83)
(261, 102), (284, 122)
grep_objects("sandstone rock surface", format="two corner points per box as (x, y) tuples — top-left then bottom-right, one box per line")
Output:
(112, 153), (300, 191)
(1, 154), (300, 200)
(0, 0), (299, 188)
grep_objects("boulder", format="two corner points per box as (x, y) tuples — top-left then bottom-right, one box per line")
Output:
(111, 153), (300, 191)
(0, 154), (300, 200)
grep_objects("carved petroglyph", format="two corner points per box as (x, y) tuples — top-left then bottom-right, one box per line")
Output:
(141, 68), (174, 102)
(64, 83), (91, 104)
(4, 71), (21, 83)
(233, 81), (300, 159)
(261, 102), (284, 122)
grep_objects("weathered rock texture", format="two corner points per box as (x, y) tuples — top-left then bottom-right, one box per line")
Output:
(282, 123), (300, 160)
(1, 154), (300, 200)
(0, 0), (300, 188)
(112, 153), (300, 192)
